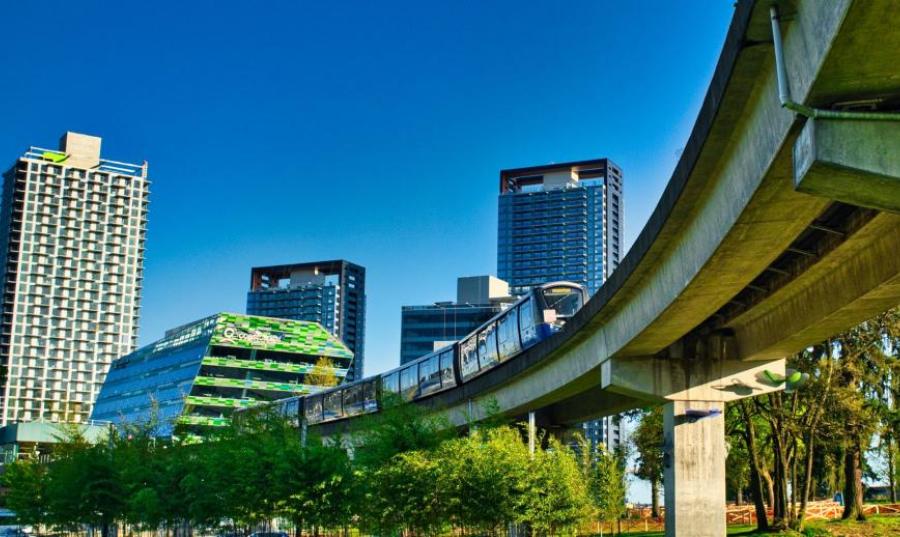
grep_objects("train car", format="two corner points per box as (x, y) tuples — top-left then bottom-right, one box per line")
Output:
(303, 281), (587, 426)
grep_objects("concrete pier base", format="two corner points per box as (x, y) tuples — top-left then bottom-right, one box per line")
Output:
(663, 400), (726, 537)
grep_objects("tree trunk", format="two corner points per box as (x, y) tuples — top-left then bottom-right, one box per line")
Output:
(761, 469), (775, 511)
(798, 435), (816, 529)
(790, 440), (799, 526)
(842, 437), (866, 521)
(770, 430), (789, 529)
(650, 478), (660, 518)
(736, 487), (743, 506)
(739, 400), (769, 531)
(888, 435), (897, 503)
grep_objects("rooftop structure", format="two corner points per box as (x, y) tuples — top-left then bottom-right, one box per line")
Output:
(90, 313), (353, 438)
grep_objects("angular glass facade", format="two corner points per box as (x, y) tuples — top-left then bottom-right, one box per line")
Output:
(90, 313), (353, 438)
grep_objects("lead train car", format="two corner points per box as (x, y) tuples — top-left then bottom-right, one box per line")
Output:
(253, 282), (588, 426)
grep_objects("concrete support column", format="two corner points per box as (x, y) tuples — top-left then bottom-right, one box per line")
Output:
(663, 400), (726, 537)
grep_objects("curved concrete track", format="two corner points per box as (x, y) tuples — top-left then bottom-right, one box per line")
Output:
(321, 0), (900, 432)
(320, 1), (900, 534)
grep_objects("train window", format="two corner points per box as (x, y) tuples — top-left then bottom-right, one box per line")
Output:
(497, 307), (521, 361)
(419, 354), (441, 396)
(363, 381), (378, 412)
(343, 384), (363, 416)
(459, 336), (479, 381)
(400, 366), (417, 401)
(519, 297), (540, 347)
(439, 350), (456, 388)
(323, 390), (343, 421)
(542, 286), (584, 320)
(305, 395), (323, 424)
(477, 322), (499, 370)
(382, 371), (400, 396)
(283, 398), (300, 427)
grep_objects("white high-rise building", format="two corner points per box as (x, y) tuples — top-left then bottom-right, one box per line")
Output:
(0, 132), (149, 425)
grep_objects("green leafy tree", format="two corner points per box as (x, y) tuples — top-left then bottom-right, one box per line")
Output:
(438, 427), (531, 535)
(44, 432), (125, 537)
(632, 407), (664, 517)
(522, 436), (593, 536)
(351, 393), (452, 470)
(361, 449), (444, 536)
(590, 443), (627, 531)
(2, 458), (47, 526)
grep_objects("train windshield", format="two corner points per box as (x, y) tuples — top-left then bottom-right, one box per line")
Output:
(541, 286), (585, 319)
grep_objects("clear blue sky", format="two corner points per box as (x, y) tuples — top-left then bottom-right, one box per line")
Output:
(1, 1), (734, 378)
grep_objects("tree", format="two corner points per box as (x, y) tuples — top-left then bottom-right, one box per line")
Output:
(437, 427), (531, 535)
(361, 449), (445, 536)
(43, 432), (125, 537)
(294, 439), (357, 535)
(350, 393), (451, 470)
(632, 407), (664, 517)
(306, 357), (340, 388)
(2, 458), (47, 526)
(590, 443), (627, 532)
(523, 437), (593, 536)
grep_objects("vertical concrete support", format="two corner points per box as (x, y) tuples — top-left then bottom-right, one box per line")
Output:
(663, 400), (726, 537)
(527, 411), (536, 456)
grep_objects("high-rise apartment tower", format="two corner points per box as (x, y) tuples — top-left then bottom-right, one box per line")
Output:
(246, 260), (365, 381)
(0, 132), (149, 425)
(498, 158), (623, 296)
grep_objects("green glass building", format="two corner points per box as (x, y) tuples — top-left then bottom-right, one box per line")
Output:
(90, 312), (353, 437)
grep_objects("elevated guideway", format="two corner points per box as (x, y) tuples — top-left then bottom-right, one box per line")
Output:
(319, 1), (900, 534)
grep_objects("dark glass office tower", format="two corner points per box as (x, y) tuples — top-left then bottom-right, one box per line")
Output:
(247, 260), (365, 381)
(498, 158), (623, 296)
(497, 158), (623, 450)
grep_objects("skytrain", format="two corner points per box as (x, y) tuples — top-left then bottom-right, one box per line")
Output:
(245, 282), (588, 427)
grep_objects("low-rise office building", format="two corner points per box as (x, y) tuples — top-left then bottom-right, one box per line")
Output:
(90, 313), (353, 438)
(400, 276), (511, 365)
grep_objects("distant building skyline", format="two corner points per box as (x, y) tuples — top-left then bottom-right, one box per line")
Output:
(400, 275), (510, 365)
(0, 132), (149, 425)
(246, 260), (366, 381)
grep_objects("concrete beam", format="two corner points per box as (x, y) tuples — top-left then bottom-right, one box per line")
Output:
(793, 118), (900, 213)
(602, 356), (785, 402)
(730, 212), (900, 360)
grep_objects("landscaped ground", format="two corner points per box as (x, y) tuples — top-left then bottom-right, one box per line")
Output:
(600, 515), (900, 536)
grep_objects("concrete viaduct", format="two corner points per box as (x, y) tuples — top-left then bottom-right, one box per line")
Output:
(319, 0), (900, 534)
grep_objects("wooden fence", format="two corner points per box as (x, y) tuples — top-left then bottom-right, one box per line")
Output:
(616, 500), (900, 530)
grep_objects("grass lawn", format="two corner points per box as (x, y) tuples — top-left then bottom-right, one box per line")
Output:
(803, 515), (900, 536)
(591, 515), (900, 536)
